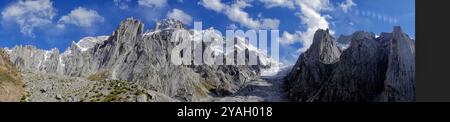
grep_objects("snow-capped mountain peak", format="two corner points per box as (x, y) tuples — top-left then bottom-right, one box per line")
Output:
(75, 36), (109, 51)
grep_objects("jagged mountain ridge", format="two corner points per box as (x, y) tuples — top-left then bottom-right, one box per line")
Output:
(336, 34), (352, 50)
(6, 18), (280, 101)
(337, 34), (352, 45)
(286, 26), (415, 102)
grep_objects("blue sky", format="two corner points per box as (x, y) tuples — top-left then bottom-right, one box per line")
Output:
(0, 0), (415, 64)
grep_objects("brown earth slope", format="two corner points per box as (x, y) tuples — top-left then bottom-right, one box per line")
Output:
(0, 49), (23, 102)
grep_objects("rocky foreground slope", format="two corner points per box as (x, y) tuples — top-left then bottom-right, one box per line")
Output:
(286, 26), (415, 102)
(0, 49), (23, 102)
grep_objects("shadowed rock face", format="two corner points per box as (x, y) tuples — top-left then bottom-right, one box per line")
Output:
(286, 29), (342, 102)
(7, 18), (260, 101)
(309, 29), (342, 64)
(337, 34), (352, 45)
(381, 27), (415, 101)
(286, 26), (415, 102)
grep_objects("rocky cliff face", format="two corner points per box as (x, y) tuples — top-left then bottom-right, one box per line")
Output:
(380, 27), (415, 101)
(286, 26), (415, 102)
(7, 18), (263, 101)
(286, 29), (342, 102)
(337, 34), (352, 50)
(337, 34), (352, 45)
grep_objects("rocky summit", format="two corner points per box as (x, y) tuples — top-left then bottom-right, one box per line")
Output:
(286, 26), (415, 102)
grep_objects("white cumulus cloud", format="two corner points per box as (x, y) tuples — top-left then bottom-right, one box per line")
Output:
(166, 8), (193, 25)
(1, 0), (56, 37)
(261, 18), (280, 30)
(199, 0), (225, 12)
(259, 0), (295, 9)
(280, 31), (301, 46)
(199, 0), (280, 30)
(114, 0), (131, 10)
(57, 7), (104, 28)
(294, 0), (332, 53)
(339, 0), (356, 13)
(200, 0), (333, 53)
(138, 0), (167, 8)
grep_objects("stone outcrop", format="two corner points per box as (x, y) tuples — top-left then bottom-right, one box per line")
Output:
(286, 26), (415, 102)
(337, 34), (352, 45)
(380, 27), (415, 101)
(286, 29), (342, 102)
